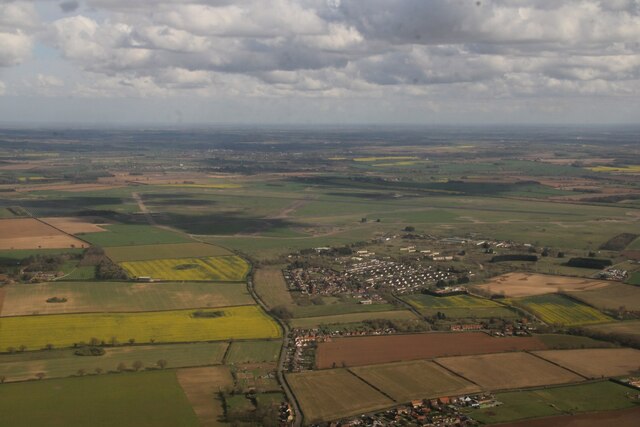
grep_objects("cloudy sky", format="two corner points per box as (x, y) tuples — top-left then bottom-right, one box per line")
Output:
(0, 0), (639, 125)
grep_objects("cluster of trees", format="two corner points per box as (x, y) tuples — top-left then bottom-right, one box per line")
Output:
(490, 254), (538, 263)
(566, 257), (612, 269)
(95, 259), (128, 280)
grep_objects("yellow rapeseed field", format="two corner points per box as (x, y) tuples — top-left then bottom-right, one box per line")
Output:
(120, 255), (250, 281)
(588, 165), (640, 173)
(353, 156), (418, 162)
(514, 295), (611, 327)
(0, 306), (280, 351)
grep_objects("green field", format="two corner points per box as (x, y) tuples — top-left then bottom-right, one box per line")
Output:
(0, 342), (228, 383)
(0, 306), (281, 350)
(225, 340), (281, 364)
(105, 242), (232, 262)
(627, 272), (640, 286)
(80, 224), (192, 247)
(0, 370), (199, 427)
(0, 281), (254, 316)
(402, 293), (518, 318)
(466, 381), (639, 425)
(288, 310), (419, 328)
(120, 255), (250, 281)
(513, 294), (612, 326)
(586, 320), (640, 339)
(535, 334), (614, 350)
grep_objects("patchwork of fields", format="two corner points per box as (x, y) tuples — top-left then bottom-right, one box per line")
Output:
(120, 255), (250, 281)
(0, 306), (280, 350)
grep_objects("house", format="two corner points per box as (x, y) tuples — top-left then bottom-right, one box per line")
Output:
(411, 399), (423, 409)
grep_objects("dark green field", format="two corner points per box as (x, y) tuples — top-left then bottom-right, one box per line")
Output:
(80, 225), (192, 247)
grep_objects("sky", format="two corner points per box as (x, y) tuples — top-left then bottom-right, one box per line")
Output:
(0, 0), (639, 126)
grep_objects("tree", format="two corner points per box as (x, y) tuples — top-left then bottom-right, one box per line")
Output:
(35, 372), (46, 380)
(45, 343), (54, 351)
(18, 345), (26, 352)
(0, 375), (5, 384)
(117, 362), (127, 372)
(6, 347), (15, 354)
(95, 367), (103, 375)
(404, 226), (415, 232)
(89, 337), (100, 346)
(77, 369), (86, 377)
(157, 359), (168, 369)
(132, 360), (144, 371)
(128, 338), (136, 345)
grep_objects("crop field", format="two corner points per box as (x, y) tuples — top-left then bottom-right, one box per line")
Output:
(105, 242), (232, 262)
(467, 381), (639, 425)
(176, 366), (233, 427)
(513, 294), (612, 326)
(477, 273), (611, 298)
(533, 348), (640, 378)
(587, 320), (640, 339)
(288, 310), (419, 328)
(0, 218), (87, 249)
(568, 282), (640, 311)
(0, 370), (200, 427)
(315, 332), (547, 369)
(253, 266), (295, 309)
(402, 293), (518, 318)
(40, 217), (107, 234)
(225, 340), (281, 364)
(0, 281), (254, 316)
(0, 306), (280, 350)
(120, 255), (250, 281)
(493, 407), (640, 427)
(436, 352), (584, 390)
(80, 224), (192, 247)
(535, 334), (614, 349)
(350, 360), (480, 403)
(0, 342), (228, 383)
(286, 369), (394, 423)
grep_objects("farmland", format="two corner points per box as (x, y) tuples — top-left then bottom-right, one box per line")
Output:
(0, 342), (229, 383)
(0, 306), (280, 350)
(350, 360), (480, 403)
(568, 282), (640, 311)
(0, 281), (254, 316)
(512, 294), (612, 326)
(494, 408), (640, 427)
(0, 370), (200, 427)
(288, 310), (419, 328)
(0, 218), (87, 250)
(315, 332), (547, 369)
(105, 242), (232, 263)
(40, 217), (107, 234)
(467, 381), (639, 425)
(80, 224), (192, 247)
(120, 255), (250, 281)
(402, 293), (518, 318)
(586, 320), (640, 339)
(225, 340), (281, 364)
(286, 369), (394, 423)
(176, 366), (234, 427)
(436, 352), (584, 390)
(476, 273), (611, 298)
(533, 348), (640, 378)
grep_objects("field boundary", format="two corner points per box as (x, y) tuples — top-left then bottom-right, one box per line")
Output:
(524, 350), (590, 380)
(346, 369), (398, 403)
(431, 359), (482, 388)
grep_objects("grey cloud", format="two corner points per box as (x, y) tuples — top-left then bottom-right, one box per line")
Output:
(60, 1), (79, 13)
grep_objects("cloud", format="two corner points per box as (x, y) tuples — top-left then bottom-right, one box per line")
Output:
(59, 1), (80, 13)
(0, 2), (38, 67)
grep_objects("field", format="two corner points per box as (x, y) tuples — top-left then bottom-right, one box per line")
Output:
(0, 306), (280, 350)
(0, 342), (229, 383)
(40, 217), (107, 234)
(350, 360), (480, 403)
(288, 310), (419, 328)
(513, 294), (612, 326)
(79, 224), (193, 247)
(533, 348), (640, 378)
(494, 407), (640, 427)
(105, 242), (232, 262)
(176, 366), (233, 427)
(0, 218), (87, 249)
(628, 271), (640, 285)
(225, 340), (281, 364)
(568, 282), (640, 311)
(253, 266), (295, 309)
(477, 273), (611, 298)
(0, 370), (200, 427)
(535, 334), (614, 349)
(587, 320), (640, 339)
(315, 332), (547, 369)
(0, 281), (254, 316)
(286, 369), (394, 423)
(402, 293), (518, 318)
(436, 352), (584, 390)
(467, 381), (639, 425)
(120, 256), (250, 281)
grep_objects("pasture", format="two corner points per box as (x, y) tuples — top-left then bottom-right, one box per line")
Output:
(436, 352), (584, 390)
(120, 255), (250, 281)
(513, 294), (612, 326)
(402, 293), (517, 318)
(491, 407), (640, 427)
(0, 218), (87, 250)
(225, 340), (281, 364)
(253, 266), (295, 309)
(467, 381), (639, 425)
(80, 224), (192, 247)
(350, 360), (480, 403)
(286, 369), (394, 423)
(586, 320), (640, 339)
(176, 366), (233, 427)
(105, 242), (232, 262)
(0, 281), (254, 316)
(533, 348), (640, 378)
(315, 332), (547, 369)
(477, 273), (610, 298)
(568, 282), (640, 311)
(0, 306), (280, 350)
(0, 342), (228, 383)
(0, 370), (200, 427)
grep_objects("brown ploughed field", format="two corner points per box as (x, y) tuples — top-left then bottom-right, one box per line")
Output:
(477, 273), (610, 298)
(0, 218), (87, 249)
(533, 348), (640, 378)
(40, 217), (107, 234)
(315, 332), (547, 369)
(495, 407), (640, 427)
